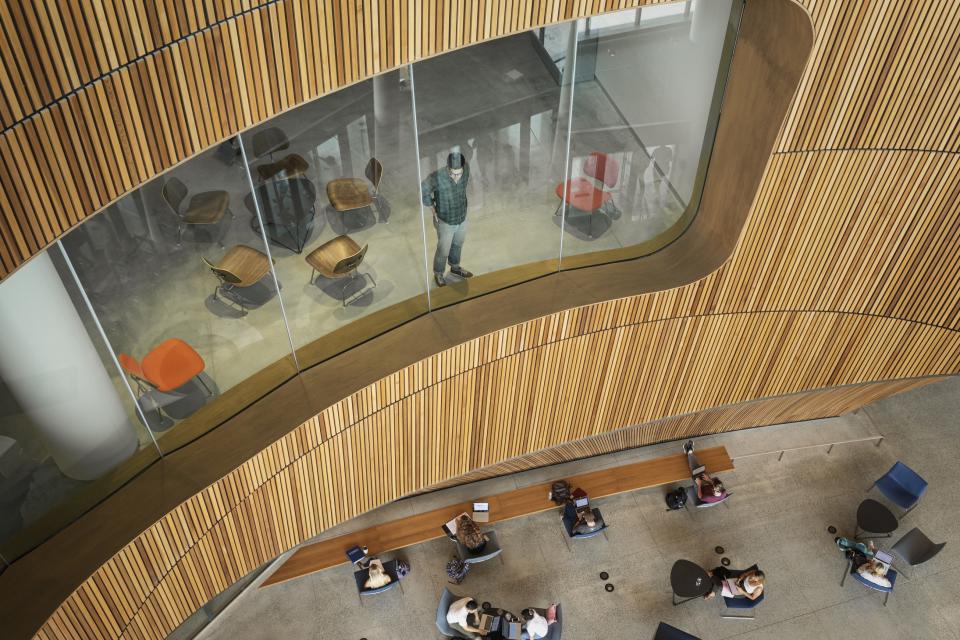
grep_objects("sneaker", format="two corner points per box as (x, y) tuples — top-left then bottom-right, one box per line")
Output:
(434, 273), (446, 287)
(683, 440), (694, 454)
(450, 266), (473, 278)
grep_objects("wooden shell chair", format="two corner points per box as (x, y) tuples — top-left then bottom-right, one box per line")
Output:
(162, 177), (232, 245)
(202, 245), (273, 314)
(326, 158), (384, 215)
(305, 235), (376, 306)
(252, 127), (310, 182)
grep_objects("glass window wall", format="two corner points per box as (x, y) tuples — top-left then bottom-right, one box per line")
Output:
(0, 0), (741, 562)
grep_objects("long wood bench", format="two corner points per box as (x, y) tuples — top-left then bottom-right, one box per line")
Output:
(262, 446), (733, 586)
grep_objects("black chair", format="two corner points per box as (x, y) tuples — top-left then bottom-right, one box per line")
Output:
(891, 527), (946, 577)
(654, 622), (701, 640)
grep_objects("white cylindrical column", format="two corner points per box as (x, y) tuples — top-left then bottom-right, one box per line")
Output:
(0, 251), (137, 480)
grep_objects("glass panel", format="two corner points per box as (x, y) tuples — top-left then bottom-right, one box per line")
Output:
(240, 68), (429, 369)
(412, 23), (576, 307)
(560, 0), (741, 268)
(59, 144), (298, 455)
(0, 247), (158, 561)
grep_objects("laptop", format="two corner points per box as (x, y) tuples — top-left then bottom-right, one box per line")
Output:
(478, 613), (500, 633)
(504, 620), (523, 639)
(874, 549), (893, 570)
(472, 501), (490, 523)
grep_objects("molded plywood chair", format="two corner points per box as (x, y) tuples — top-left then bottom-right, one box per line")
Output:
(454, 530), (503, 565)
(326, 158), (384, 216)
(119, 339), (213, 427)
(554, 151), (620, 238)
(162, 177), (231, 245)
(304, 235), (376, 306)
(202, 244), (275, 314)
(870, 461), (928, 517)
(252, 127), (310, 181)
(890, 527), (946, 577)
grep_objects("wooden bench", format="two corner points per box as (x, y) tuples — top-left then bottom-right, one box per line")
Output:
(262, 446), (733, 586)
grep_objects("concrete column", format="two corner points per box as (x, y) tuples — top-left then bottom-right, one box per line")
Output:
(0, 251), (137, 481)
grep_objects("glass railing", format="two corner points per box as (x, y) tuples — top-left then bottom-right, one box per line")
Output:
(0, 0), (741, 563)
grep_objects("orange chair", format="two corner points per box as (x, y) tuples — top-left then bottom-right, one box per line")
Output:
(119, 339), (211, 394)
(554, 151), (621, 238)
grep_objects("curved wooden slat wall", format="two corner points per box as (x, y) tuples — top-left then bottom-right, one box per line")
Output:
(2, 0), (960, 638)
(33, 311), (960, 640)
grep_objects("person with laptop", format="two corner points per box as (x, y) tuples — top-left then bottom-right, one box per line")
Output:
(683, 440), (728, 503)
(520, 608), (550, 640)
(446, 597), (485, 639)
(455, 514), (489, 553)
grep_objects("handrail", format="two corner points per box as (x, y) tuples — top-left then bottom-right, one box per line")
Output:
(731, 434), (885, 463)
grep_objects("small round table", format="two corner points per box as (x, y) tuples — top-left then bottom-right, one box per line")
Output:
(480, 607), (520, 640)
(856, 498), (898, 539)
(670, 559), (712, 605)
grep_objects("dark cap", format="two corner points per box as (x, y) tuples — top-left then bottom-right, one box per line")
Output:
(447, 152), (466, 170)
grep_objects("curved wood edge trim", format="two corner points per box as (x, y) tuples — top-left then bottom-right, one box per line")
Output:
(0, 1), (814, 637)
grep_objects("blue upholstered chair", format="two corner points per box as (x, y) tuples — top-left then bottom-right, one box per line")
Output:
(352, 559), (401, 605)
(870, 461), (928, 517)
(719, 565), (764, 619)
(436, 588), (471, 639)
(654, 622), (701, 640)
(560, 502), (608, 550)
(842, 557), (897, 605)
(454, 530), (504, 565)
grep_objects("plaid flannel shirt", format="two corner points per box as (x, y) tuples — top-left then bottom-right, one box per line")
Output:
(421, 164), (470, 224)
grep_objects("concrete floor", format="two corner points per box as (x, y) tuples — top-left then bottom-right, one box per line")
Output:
(195, 376), (960, 640)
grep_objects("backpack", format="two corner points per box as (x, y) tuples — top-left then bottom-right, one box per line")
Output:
(396, 560), (411, 578)
(550, 480), (571, 504)
(446, 558), (470, 584)
(665, 487), (688, 510)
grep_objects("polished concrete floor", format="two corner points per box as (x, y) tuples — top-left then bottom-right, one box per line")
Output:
(195, 376), (960, 640)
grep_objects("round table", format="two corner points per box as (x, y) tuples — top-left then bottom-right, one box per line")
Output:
(856, 498), (898, 539)
(248, 177), (317, 253)
(670, 559), (712, 605)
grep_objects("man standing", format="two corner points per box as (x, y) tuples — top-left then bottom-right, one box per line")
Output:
(421, 151), (474, 287)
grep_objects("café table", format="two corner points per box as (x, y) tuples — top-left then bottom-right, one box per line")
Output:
(670, 559), (712, 606)
(856, 499), (898, 540)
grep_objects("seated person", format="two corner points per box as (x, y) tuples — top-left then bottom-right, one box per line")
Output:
(704, 567), (764, 601)
(844, 539), (892, 588)
(456, 514), (489, 553)
(362, 558), (392, 589)
(446, 597), (484, 639)
(520, 607), (551, 640)
(683, 440), (728, 503)
(571, 507), (605, 535)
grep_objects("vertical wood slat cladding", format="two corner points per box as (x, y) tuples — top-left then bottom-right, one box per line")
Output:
(31, 309), (960, 639)
(0, 0), (669, 277)
(429, 377), (942, 489)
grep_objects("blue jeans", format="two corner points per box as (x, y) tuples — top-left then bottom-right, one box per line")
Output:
(434, 219), (467, 275)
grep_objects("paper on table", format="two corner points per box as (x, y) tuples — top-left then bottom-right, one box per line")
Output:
(441, 512), (471, 537)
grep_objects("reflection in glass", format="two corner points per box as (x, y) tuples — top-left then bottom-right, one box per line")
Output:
(0, 247), (158, 560)
(242, 69), (429, 368)
(412, 24), (575, 304)
(560, 0), (740, 265)
(59, 144), (297, 452)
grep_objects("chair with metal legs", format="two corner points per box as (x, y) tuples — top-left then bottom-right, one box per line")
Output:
(304, 235), (376, 306)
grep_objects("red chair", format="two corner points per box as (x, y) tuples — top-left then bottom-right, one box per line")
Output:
(119, 339), (213, 426)
(554, 151), (621, 238)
